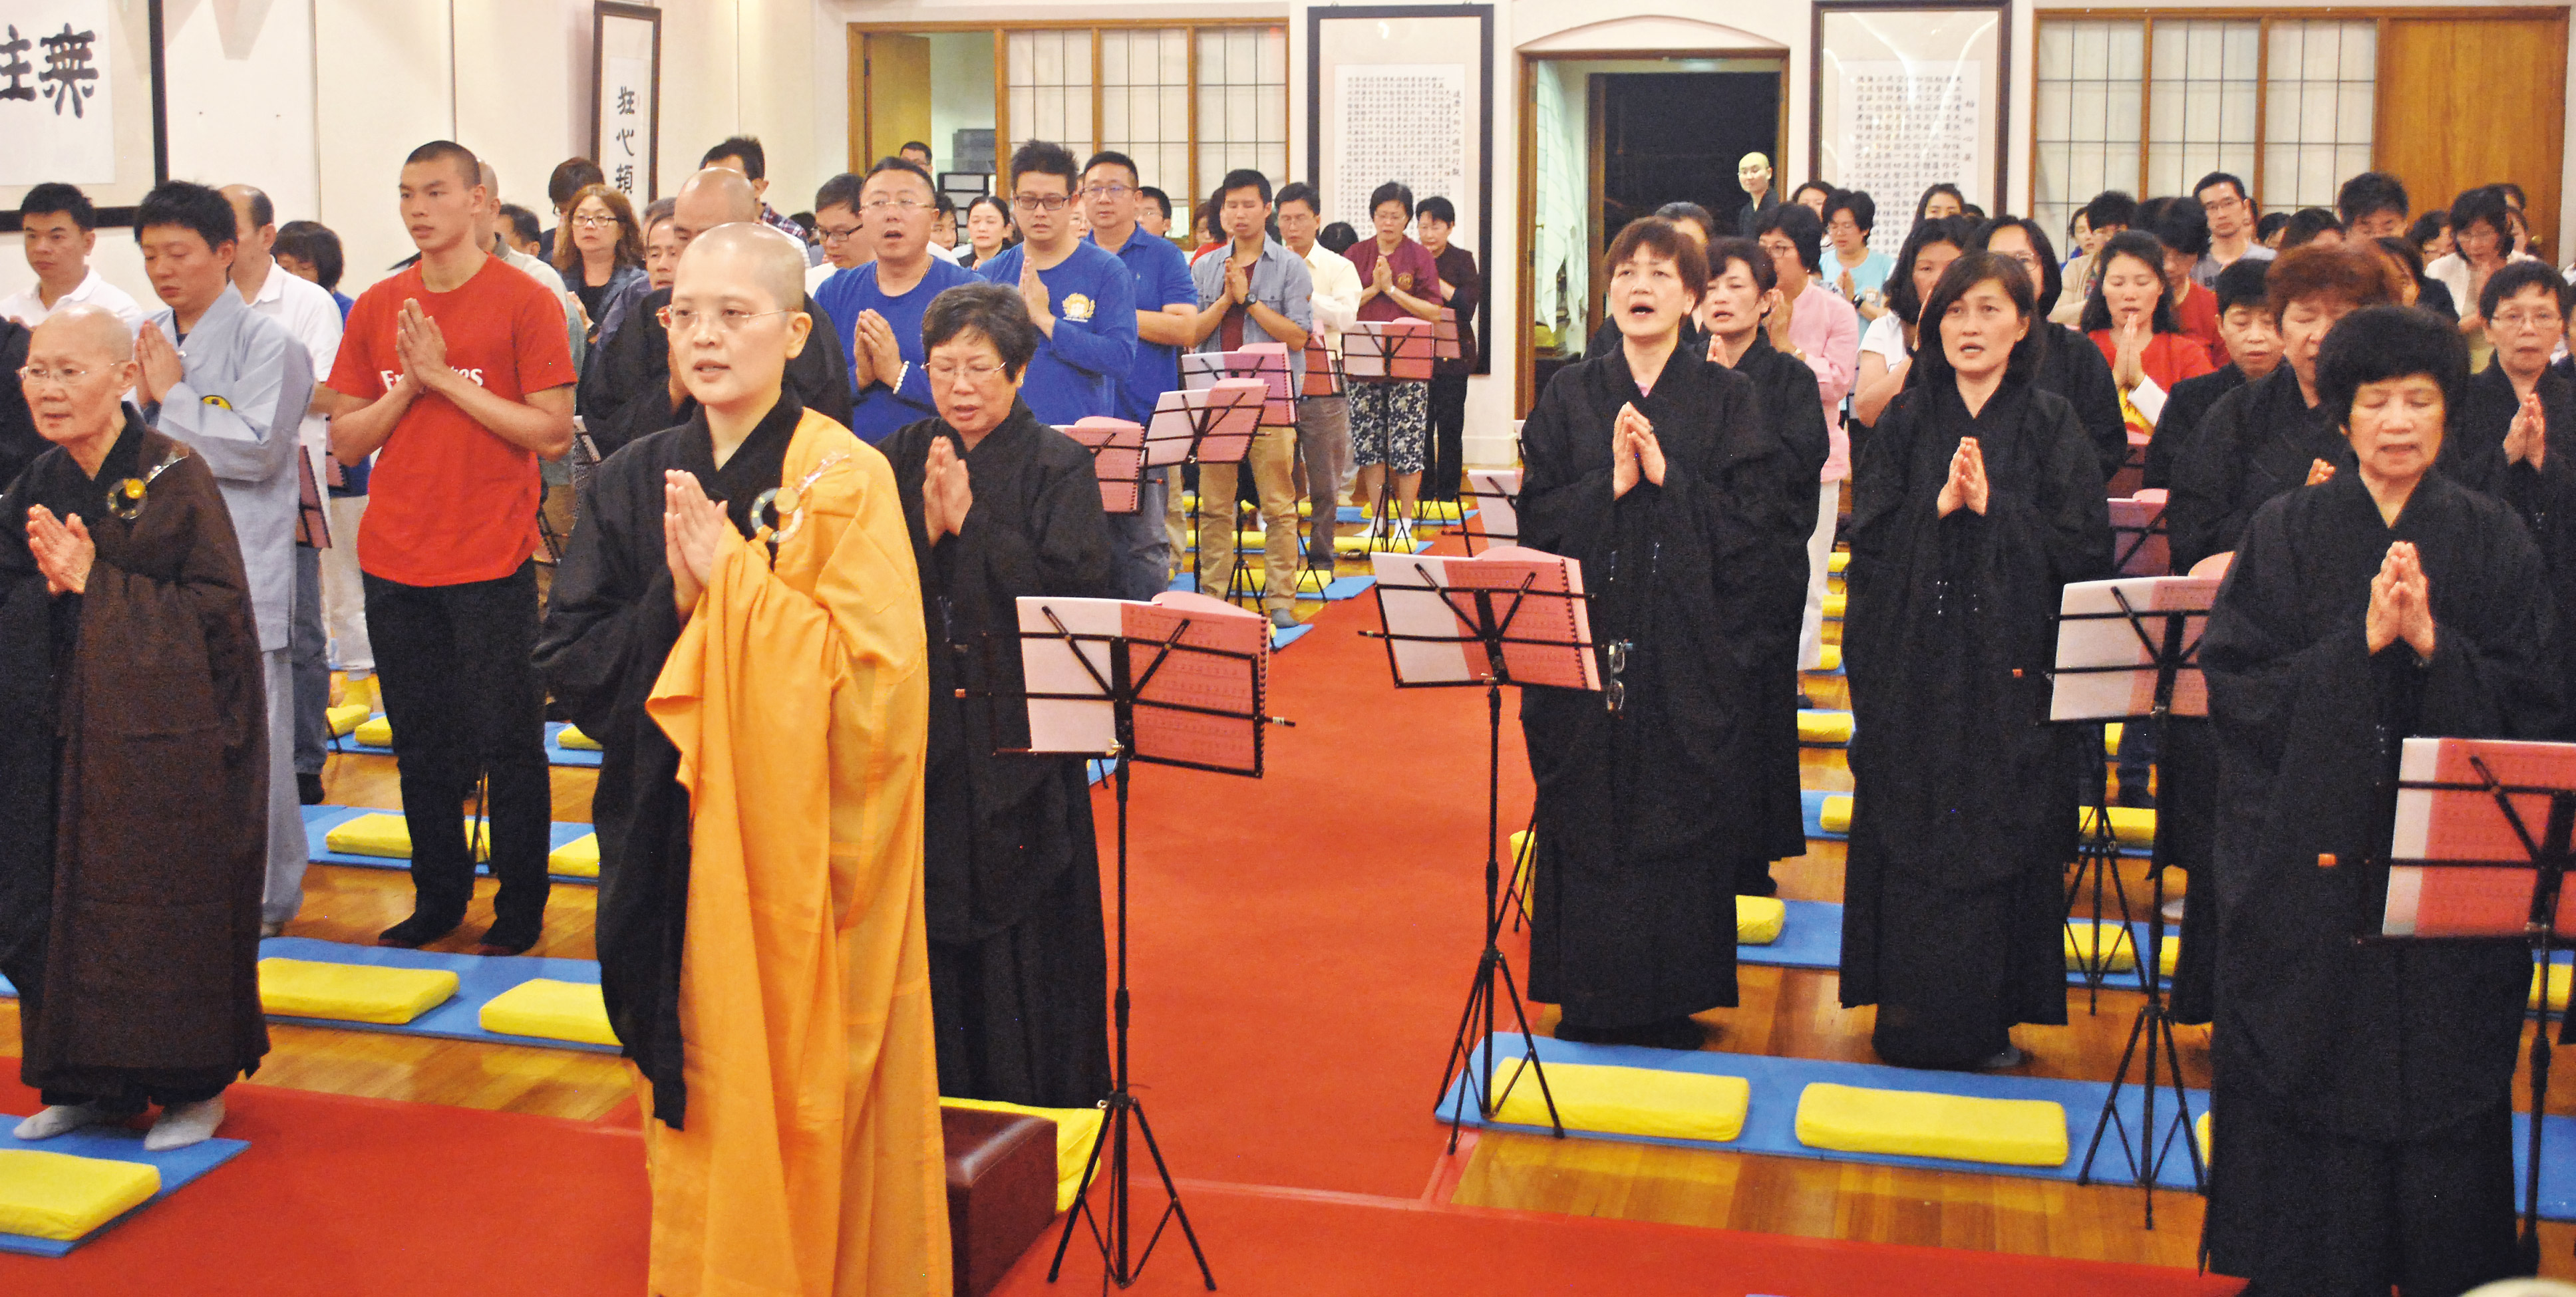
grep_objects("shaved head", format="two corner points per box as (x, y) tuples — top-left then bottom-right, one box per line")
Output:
(673, 168), (762, 245)
(677, 223), (808, 314)
(31, 303), (136, 364)
(25, 303), (137, 454)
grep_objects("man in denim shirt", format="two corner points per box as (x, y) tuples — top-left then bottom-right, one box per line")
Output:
(1186, 170), (1312, 629)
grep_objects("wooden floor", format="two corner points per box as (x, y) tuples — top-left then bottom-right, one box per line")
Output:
(18, 556), (2576, 1280)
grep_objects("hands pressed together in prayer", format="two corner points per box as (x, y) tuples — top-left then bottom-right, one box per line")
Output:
(2306, 458), (2338, 487)
(135, 327), (184, 407)
(920, 436), (975, 543)
(664, 470), (727, 619)
(850, 309), (904, 391)
(2506, 391), (2549, 470)
(1935, 436), (1991, 517)
(26, 506), (94, 596)
(1609, 401), (1665, 499)
(2110, 313), (2152, 392)
(395, 299), (457, 397)
(1764, 287), (1797, 356)
(1018, 260), (1054, 335)
(2364, 540), (2438, 658)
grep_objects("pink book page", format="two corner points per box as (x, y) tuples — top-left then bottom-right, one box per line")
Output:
(1196, 380), (1265, 464)
(1065, 417), (1145, 513)
(1123, 592), (1267, 771)
(1228, 345), (1296, 424)
(2047, 576), (2217, 721)
(1443, 545), (1599, 692)
(2385, 736), (2576, 938)
(2108, 495), (2171, 577)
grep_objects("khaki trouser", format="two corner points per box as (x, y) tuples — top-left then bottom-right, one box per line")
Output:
(1194, 423), (1301, 611)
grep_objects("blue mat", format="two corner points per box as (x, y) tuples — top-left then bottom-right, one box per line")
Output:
(1436, 1034), (2576, 1217)
(1799, 789), (2151, 861)
(0, 1125), (249, 1256)
(1720, 892), (2166, 990)
(301, 805), (601, 885)
(337, 718), (601, 768)
(248, 937), (613, 1054)
(1166, 572), (1377, 602)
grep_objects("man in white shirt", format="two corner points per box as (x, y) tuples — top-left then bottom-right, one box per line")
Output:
(1, 184), (148, 329)
(1277, 182), (1359, 571)
(225, 184), (346, 807)
(806, 172), (872, 295)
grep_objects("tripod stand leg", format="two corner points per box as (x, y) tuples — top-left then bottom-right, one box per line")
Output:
(1128, 1097), (1217, 1290)
(1492, 954), (1565, 1137)
(1045, 1096), (1116, 1282)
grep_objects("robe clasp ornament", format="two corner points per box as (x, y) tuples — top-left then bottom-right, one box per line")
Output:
(104, 446), (192, 521)
(752, 453), (849, 555)
(1603, 639), (1633, 715)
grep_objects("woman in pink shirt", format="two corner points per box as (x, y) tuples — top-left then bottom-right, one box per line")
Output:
(1345, 181), (1444, 537)
(1753, 204), (1857, 676)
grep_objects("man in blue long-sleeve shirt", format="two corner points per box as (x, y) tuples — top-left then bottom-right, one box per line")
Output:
(816, 157), (977, 443)
(973, 140), (1136, 427)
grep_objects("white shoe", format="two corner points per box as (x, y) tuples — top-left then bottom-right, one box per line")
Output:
(14, 1103), (114, 1141)
(142, 1097), (225, 1151)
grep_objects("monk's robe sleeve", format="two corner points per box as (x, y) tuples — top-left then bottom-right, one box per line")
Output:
(1516, 374), (1613, 559)
(944, 430), (1115, 603)
(536, 460), (681, 737)
(1667, 376), (1812, 682)
(0, 477), (58, 984)
(2168, 384), (2256, 573)
(80, 456), (267, 761)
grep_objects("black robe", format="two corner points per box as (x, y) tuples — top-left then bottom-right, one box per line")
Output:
(1589, 314), (1705, 368)
(577, 287), (854, 456)
(1516, 345), (1810, 1028)
(2029, 322), (2129, 484)
(533, 396), (802, 1128)
(1841, 377), (2112, 1068)
(0, 319), (35, 489)
(878, 402), (1116, 1107)
(2142, 362), (2248, 494)
(2168, 364), (2340, 576)
(0, 412), (269, 1100)
(2456, 363), (2576, 739)
(2199, 468), (2558, 1295)
(1719, 333), (1829, 875)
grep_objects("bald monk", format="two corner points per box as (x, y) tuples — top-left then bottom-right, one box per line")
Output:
(535, 225), (949, 1296)
(0, 306), (269, 1151)
(579, 167), (853, 456)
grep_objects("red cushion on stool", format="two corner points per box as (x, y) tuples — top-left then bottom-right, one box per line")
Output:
(943, 1106), (1059, 1296)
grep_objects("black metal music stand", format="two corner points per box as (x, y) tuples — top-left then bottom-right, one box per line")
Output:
(1341, 321), (1438, 549)
(1152, 384), (1261, 608)
(1459, 468), (1524, 557)
(1065, 417), (1152, 517)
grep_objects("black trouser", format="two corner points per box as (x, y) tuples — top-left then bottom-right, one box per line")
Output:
(362, 562), (553, 934)
(1425, 373), (1470, 501)
(43, 1077), (230, 1112)
(291, 543), (329, 776)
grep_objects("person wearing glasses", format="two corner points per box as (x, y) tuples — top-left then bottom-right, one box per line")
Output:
(815, 158), (978, 446)
(1082, 150), (1195, 600)
(2190, 172), (2272, 290)
(552, 182), (649, 349)
(804, 172), (874, 297)
(972, 141), (1137, 431)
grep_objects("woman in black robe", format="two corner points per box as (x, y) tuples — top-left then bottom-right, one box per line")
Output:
(1518, 217), (1810, 1050)
(2199, 306), (2559, 1296)
(2454, 261), (2576, 736)
(1971, 217), (2128, 483)
(876, 283), (1116, 1107)
(1840, 251), (2112, 1070)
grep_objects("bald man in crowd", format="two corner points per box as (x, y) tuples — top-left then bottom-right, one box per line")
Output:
(2, 305), (271, 1152)
(580, 167), (852, 455)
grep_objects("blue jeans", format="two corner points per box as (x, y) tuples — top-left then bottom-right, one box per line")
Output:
(1104, 473), (1172, 601)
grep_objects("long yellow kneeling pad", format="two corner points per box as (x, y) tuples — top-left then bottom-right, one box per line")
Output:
(941, 1098), (1107, 1214)
(258, 958), (458, 1024)
(2078, 805), (2157, 847)
(323, 812), (491, 863)
(1798, 711), (1854, 745)
(0, 1149), (162, 1241)
(1489, 1056), (1750, 1143)
(1502, 830), (1784, 944)
(2065, 921), (2137, 973)
(1794, 1082), (2069, 1167)
(478, 979), (619, 1046)
(1807, 643), (1842, 673)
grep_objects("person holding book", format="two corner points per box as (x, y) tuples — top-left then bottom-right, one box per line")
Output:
(1514, 217), (1811, 1050)
(2199, 305), (2559, 1296)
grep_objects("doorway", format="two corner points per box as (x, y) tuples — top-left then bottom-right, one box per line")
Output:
(851, 29), (1001, 206)
(1520, 56), (1785, 409)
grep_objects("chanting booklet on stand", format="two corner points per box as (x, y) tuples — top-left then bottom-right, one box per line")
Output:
(1370, 546), (1596, 690)
(2108, 490), (2170, 577)
(1017, 591), (1269, 774)
(2046, 575), (2219, 722)
(1064, 416), (1148, 513)
(1343, 319), (1436, 380)
(1146, 379), (1265, 468)
(2385, 736), (2576, 938)
(1182, 343), (1294, 426)
(1462, 468), (1522, 551)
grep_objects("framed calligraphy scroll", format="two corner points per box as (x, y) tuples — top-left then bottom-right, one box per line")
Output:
(1812, 0), (2009, 263)
(0, 0), (170, 231)
(591, 1), (661, 203)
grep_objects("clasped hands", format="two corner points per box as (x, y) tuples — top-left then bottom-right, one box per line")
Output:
(25, 505), (94, 595)
(848, 309), (904, 390)
(2364, 540), (2438, 659)
(664, 470), (728, 618)
(920, 436), (975, 543)
(2506, 391), (2549, 470)
(1935, 437), (1991, 517)
(1609, 402), (1666, 498)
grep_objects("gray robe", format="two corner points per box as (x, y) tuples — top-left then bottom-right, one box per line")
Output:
(145, 287), (313, 651)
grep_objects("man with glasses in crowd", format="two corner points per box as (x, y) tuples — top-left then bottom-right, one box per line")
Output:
(806, 172), (873, 295)
(972, 140), (1136, 430)
(1185, 170), (1312, 629)
(2190, 172), (2273, 287)
(1081, 150), (1196, 600)
(818, 157), (977, 444)
(1276, 181), (1360, 570)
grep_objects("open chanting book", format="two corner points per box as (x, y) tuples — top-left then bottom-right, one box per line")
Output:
(2108, 490), (2169, 577)
(1063, 416), (1147, 513)
(1182, 343), (1295, 426)
(1462, 469), (1522, 552)
(2046, 575), (2218, 722)
(1370, 546), (1597, 690)
(2385, 736), (2576, 938)
(1016, 591), (1269, 774)
(1433, 306), (1464, 360)
(1343, 319), (1436, 381)
(1145, 378), (1265, 467)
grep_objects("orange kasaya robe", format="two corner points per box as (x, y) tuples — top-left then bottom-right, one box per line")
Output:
(641, 408), (951, 1297)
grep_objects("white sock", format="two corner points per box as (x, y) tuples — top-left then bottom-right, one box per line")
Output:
(142, 1097), (226, 1151)
(14, 1103), (113, 1141)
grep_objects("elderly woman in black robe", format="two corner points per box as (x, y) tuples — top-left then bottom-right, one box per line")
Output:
(877, 282), (1116, 1106)
(1840, 252), (2113, 1071)
(2199, 306), (2559, 1296)
(1517, 217), (1810, 1050)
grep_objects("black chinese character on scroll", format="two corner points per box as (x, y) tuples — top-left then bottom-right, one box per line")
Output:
(38, 23), (97, 118)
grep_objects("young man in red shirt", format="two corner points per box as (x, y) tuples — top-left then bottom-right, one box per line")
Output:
(317, 140), (575, 954)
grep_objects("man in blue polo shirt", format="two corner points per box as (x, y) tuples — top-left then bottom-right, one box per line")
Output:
(1083, 150), (1197, 601)
(814, 156), (977, 443)
(973, 140), (1136, 431)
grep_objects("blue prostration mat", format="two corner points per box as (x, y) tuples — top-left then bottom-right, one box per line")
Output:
(1800, 789), (2151, 861)
(337, 717), (601, 768)
(0, 1125), (249, 1256)
(301, 805), (601, 885)
(1436, 1034), (2576, 1218)
(1719, 894), (2170, 990)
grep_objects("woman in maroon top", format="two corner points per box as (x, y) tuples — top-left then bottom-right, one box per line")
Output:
(1416, 196), (1481, 502)
(1345, 181), (1445, 535)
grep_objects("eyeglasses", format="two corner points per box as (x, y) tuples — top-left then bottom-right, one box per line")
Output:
(569, 214), (620, 228)
(862, 198), (926, 215)
(925, 360), (1008, 384)
(659, 305), (792, 335)
(18, 364), (96, 388)
(818, 223), (865, 243)
(1013, 194), (1072, 213)
(2494, 309), (2564, 331)
(1079, 183), (1134, 200)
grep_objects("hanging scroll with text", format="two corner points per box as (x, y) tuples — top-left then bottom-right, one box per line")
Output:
(591, 2), (661, 202)
(1331, 64), (1466, 232)
(1814, 3), (2007, 264)
(0, 0), (167, 224)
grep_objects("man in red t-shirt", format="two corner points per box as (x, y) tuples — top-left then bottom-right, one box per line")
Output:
(317, 140), (575, 954)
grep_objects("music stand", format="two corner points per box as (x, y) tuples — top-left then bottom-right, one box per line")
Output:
(2108, 491), (2170, 579)
(1150, 381), (1263, 607)
(1184, 348), (1297, 606)
(2050, 574), (2219, 1226)
(1460, 468), (1523, 557)
(2380, 735), (2576, 1270)
(1065, 416), (1150, 515)
(1004, 591), (1281, 1292)
(1341, 319), (1438, 547)
(1363, 546), (1605, 1149)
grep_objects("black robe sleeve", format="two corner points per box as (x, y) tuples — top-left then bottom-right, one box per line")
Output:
(0, 321), (35, 488)
(2168, 379), (2263, 574)
(2043, 324), (2129, 482)
(578, 292), (854, 457)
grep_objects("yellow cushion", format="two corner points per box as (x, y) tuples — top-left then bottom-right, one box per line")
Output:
(478, 979), (619, 1046)
(1488, 1056), (1749, 1143)
(2078, 805), (2157, 848)
(1827, 550), (1849, 574)
(1807, 644), (1842, 673)
(2104, 722), (2124, 756)
(327, 702), (372, 738)
(0, 1149), (162, 1242)
(1822, 591), (1846, 619)
(353, 716), (393, 746)
(557, 724), (601, 751)
(1820, 794), (1853, 835)
(1333, 533), (1415, 555)
(2536, 962), (2571, 1013)
(1410, 500), (1466, 523)
(322, 812), (490, 863)
(941, 1098), (1106, 1215)
(548, 833), (601, 879)
(1798, 711), (1854, 745)
(2066, 921), (2138, 973)
(258, 957), (458, 1024)
(1793, 1082), (2068, 1167)
(2161, 934), (2180, 978)
(2196, 1109), (2212, 1165)
(1737, 895), (1786, 946)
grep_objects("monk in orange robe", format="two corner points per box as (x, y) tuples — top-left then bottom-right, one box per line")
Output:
(537, 223), (948, 1296)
